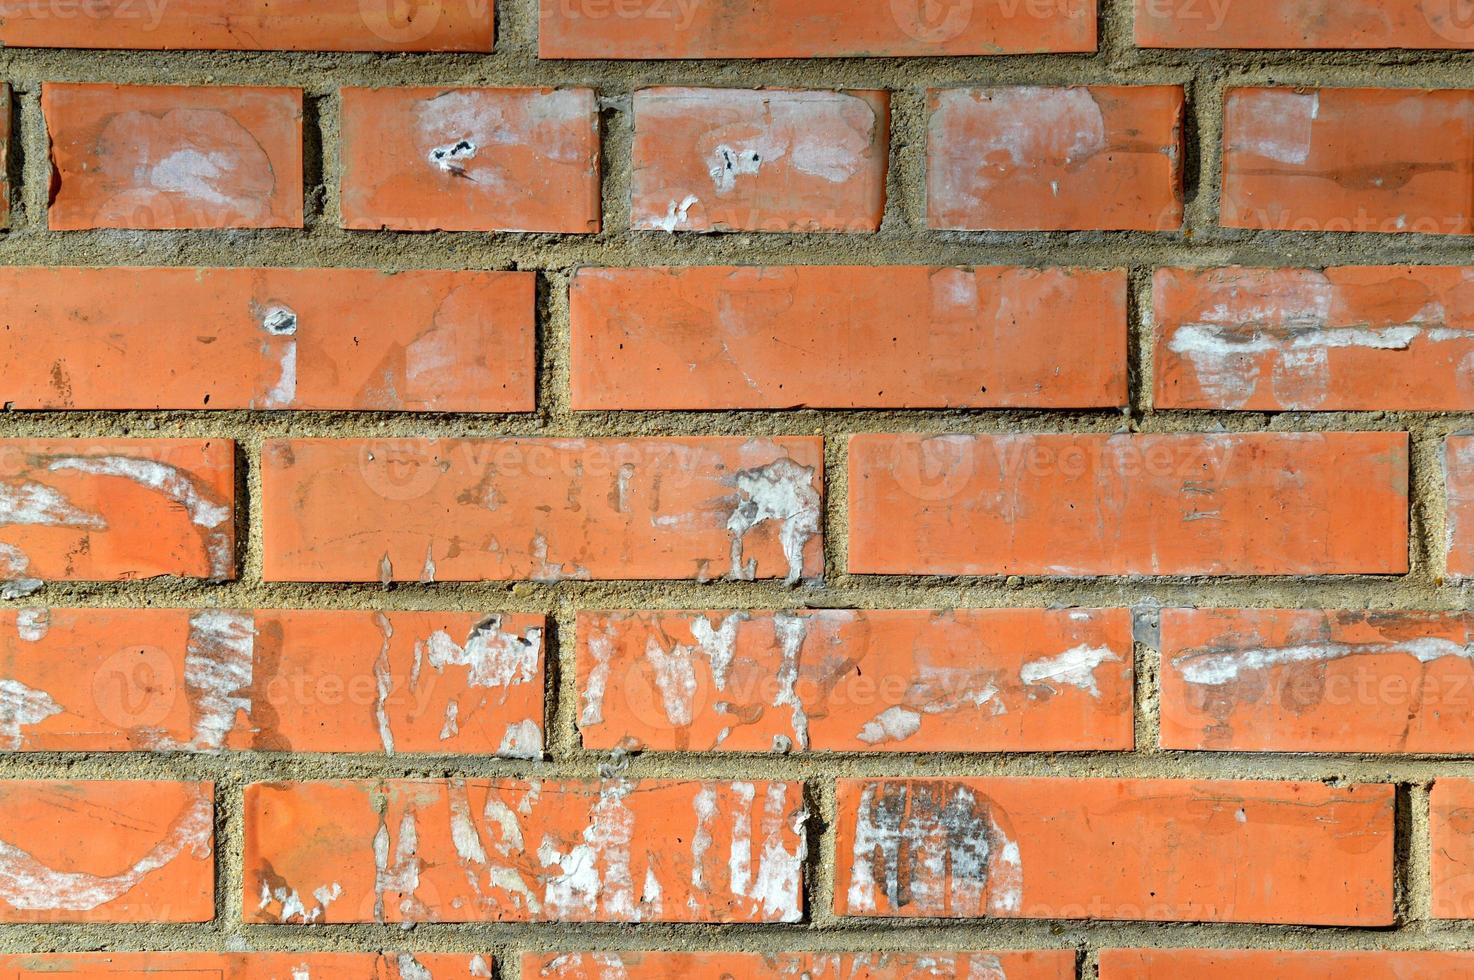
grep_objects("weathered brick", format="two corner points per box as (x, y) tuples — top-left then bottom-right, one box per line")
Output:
(1160, 608), (1474, 752)
(630, 88), (889, 233)
(1433, 778), (1474, 918)
(928, 85), (1184, 230)
(538, 0), (1098, 58)
(1221, 87), (1474, 235)
(527, 951), (1075, 979)
(0, 953), (493, 978)
(848, 432), (1408, 577)
(0, 439), (236, 586)
(834, 777), (1393, 924)
(0, 267), (534, 412)
(0, 84), (10, 228)
(1154, 266), (1474, 410)
(0, 780), (213, 922)
(1135, 0), (1474, 49)
(339, 87), (600, 233)
(244, 779), (806, 923)
(261, 437), (823, 584)
(570, 266), (1127, 410)
(0, 0), (493, 51)
(1099, 949), (1474, 978)
(577, 608), (1132, 753)
(0, 608), (544, 757)
(1447, 434), (1474, 578)
(44, 83), (303, 230)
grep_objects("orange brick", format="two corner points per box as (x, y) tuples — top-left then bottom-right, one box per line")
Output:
(928, 85), (1184, 231)
(570, 266), (1127, 410)
(630, 88), (889, 233)
(0, 439), (236, 586)
(1447, 434), (1474, 578)
(527, 951), (1075, 979)
(1136, 0), (1474, 49)
(0, 953), (494, 978)
(244, 778), (806, 923)
(0, 608), (544, 756)
(1160, 608), (1474, 752)
(1099, 949), (1474, 978)
(0, 780), (213, 923)
(340, 87), (600, 233)
(262, 437), (823, 584)
(834, 777), (1393, 924)
(1221, 87), (1474, 235)
(0, 85), (10, 228)
(1154, 266), (1474, 411)
(848, 432), (1408, 577)
(44, 84), (303, 230)
(0, 267), (534, 412)
(1433, 778), (1474, 918)
(577, 608), (1133, 753)
(538, 0), (1097, 58)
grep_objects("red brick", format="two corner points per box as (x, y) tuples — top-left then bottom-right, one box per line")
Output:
(570, 266), (1127, 410)
(928, 85), (1184, 231)
(848, 432), (1408, 577)
(0, 85), (10, 228)
(1160, 608), (1474, 752)
(527, 951), (1074, 979)
(1446, 435), (1474, 578)
(262, 437), (823, 584)
(1100, 949), (1474, 978)
(0, 267), (534, 412)
(0, 608), (544, 756)
(1221, 87), (1474, 235)
(1136, 0), (1474, 49)
(44, 84), (303, 230)
(0, 439), (236, 586)
(0, 0), (493, 51)
(340, 87), (600, 233)
(834, 777), (1393, 924)
(0, 780), (213, 922)
(244, 778), (806, 923)
(1154, 266), (1474, 411)
(0, 953), (493, 978)
(1433, 778), (1474, 918)
(538, 0), (1097, 58)
(577, 608), (1132, 753)
(631, 88), (889, 233)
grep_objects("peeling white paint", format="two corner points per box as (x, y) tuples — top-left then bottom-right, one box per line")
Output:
(425, 616), (542, 689)
(581, 623), (616, 726)
(856, 705), (924, 745)
(1177, 636), (1474, 685)
(726, 456), (820, 585)
(15, 608), (48, 642)
(159, 609), (254, 752)
(0, 481), (106, 529)
(373, 808), (426, 923)
(654, 194), (699, 231)
(772, 614), (809, 751)
(709, 143), (767, 193)
(0, 678), (63, 749)
(374, 613), (396, 755)
(396, 954), (433, 980)
(499, 718), (542, 759)
(1019, 644), (1119, 698)
(645, 635), (699, 727)
(149, 148), (238, 207)
(1232, 89), (1319, 164)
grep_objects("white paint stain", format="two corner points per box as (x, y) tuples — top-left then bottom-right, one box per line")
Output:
(157, 609), (254, 753)
(1177, 636), (1474, 685)
(0, 678), (63, 749)
(15, 608), (48, 642)
(374, 613), (396, 755)
(1019, 644), (1120, 698)
(654, 194), (699, 231)
(772, 614), (809, 751)
(1232, 89), (1319, 164)
(856, 705), (924, 746)
(726, 456), (820, 585)
(0, 481), (106, 529)
(499, 718), (542, 759)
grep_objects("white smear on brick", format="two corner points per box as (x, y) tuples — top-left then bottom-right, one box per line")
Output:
(645, 635), (699, 727)
(772, 614), (809, 751)
(541, 780), (638, 919)
(1177, 637), (1474, 685)
(747, 782), (806, 921)
(15, 609), (48, 642)
(0, 482), (106, 529)
(0, 679), (63, 749)
(709, 143), (767, 193)
(654, 194), (698, 231)
(581, 623), (616, 726)
(689, 784), (717, 911)
(149, 149), (237, 207)
(152, 609), (254, 753)
(1019, 644), (1119, 698)
(857, 705), (924, 746)
(499, 718), (542, 759)
(1232, 89), (1318, 164)
(374, 613), (396, 755)
(373, 809), (425, 923)
(0, 785), (211, 911)
(396, 954), (433, 980)
(726, 457), (820, 585)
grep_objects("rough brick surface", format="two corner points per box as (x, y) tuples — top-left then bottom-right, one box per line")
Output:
(43, 84), (303, 230)
(1160, 608), (1474, 752)
(0, 439), (236, 585)
(1447, 434), (1474, 578)
(927, 85), (1184, 230)
(577, 608), (1133, 753)
(0, 267), (534, 411)
(0, 953), (494, 978)
(1154, 265), (1474, 410)
(1433, 778), (1474, 918)
(570, 266), (1127, 410)
(262, 437), (824, 583)
(1099, 949), (1474, 977)
(339, 87), (601, 233)
(630, 88), (889, 233)
(0, 608), (544, 756)
(244, 779), (806, 923)
(0, 0), (493, 50)
(1221, 87), (1474, 234)
(834, 777), (1394, 924)
(848, 432), (1409, 577)
(527, 951), (1075, 979)
(1135, 0), (1474, 49)
(537, 0), (1098, 58)
(0, 781), (213, 923)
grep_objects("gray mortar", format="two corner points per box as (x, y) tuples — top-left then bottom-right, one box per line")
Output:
(3, 0), (1474, 974)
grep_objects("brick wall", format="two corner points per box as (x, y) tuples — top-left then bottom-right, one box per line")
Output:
(1, 1), (1474, 977)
